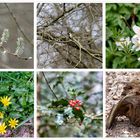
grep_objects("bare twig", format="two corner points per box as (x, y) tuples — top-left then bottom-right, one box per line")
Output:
(0, 45), (32, 60)
(37, 3), (45, 16)
(42, 72), (58, 100)
(5, 3), (33, 47)
(69, 33), (102, 64)
(39, 4), (82, 29)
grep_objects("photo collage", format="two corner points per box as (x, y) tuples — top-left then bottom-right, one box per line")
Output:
(0, 0), (140, 138)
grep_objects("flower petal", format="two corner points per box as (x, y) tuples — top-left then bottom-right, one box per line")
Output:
(136, 47), (140, 51)
(132, 35), (139, 44)
(133, 25), (140, 36)
(132, 45), (137, 50)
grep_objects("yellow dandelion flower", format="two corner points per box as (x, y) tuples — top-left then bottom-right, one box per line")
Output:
(0, 96), (11, 107)
(9, 118), (19, 129)
(0, 122), (7, 135)
(0, 112), (4, 119)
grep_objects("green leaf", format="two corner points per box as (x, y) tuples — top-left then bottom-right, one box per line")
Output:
(51, 99), (69, 107)
(113, 57), (121, 68)
(9, 112), (22, 118)
(19, 96), (26, 106)
(72, 108), (84, 122)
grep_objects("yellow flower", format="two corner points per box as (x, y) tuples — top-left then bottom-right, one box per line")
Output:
(9, 118), (19, 129)
(0, 96), (11, 107)
(0, 112), (4, 119)
(0, 122), (7, 135)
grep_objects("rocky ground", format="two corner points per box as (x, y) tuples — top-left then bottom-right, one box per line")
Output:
(106, 72), (140, 137)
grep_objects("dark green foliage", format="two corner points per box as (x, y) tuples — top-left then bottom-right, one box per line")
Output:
(51, 99), (69, 107)
(0, 72), (34, 123)
(72, 108), (84, 122)
(106, 4), (140, 68)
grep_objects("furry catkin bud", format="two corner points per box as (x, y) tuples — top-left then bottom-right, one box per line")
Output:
(15, 37), (24, 56)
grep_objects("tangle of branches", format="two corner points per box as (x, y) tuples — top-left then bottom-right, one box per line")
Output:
(37, 3), (102, 68)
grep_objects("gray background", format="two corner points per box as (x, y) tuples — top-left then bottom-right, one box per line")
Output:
(0, 3), (33, 68)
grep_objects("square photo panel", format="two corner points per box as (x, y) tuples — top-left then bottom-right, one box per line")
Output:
(37, 71), (103, 137)
(106, 3), (140, 68)
(37, 3), (102, 69)
(0, 72), (34, 137)
(0, 3), (33, 69)
(106, 71), (140, 137)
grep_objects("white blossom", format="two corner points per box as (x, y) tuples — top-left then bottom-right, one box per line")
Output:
(116, 37), (131, 50)
(131, 25), (140, 51)
(138, 57), (140, 62)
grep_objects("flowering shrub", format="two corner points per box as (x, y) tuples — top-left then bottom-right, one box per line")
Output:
(106, 4), (140, 68)
(37, 72), (103, 137)
(0, 72), (34, 137)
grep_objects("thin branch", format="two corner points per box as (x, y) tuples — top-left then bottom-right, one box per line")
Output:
(0, 46), (32, 60)
(37, 31), (102, 63)
(39, 3), (82, 29)
(5, 3), (34, 47)
(69, 33), (102, 63)
(37, 3), (45, 16)
(69, 33), (82, 68)
(54, 45), (88, 68)
(42, 72), (58, 100)
(61, 82), (69, 98)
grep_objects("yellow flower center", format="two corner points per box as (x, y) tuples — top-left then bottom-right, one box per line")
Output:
(9, 118), (19, 129)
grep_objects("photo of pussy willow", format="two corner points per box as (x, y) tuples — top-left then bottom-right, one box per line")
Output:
(0, 3), (33, 69)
